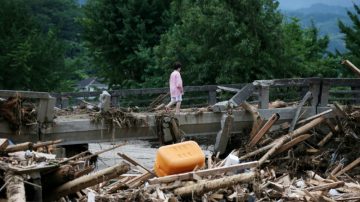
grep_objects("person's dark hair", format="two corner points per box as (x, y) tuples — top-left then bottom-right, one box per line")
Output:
(173, 61), (182, 70)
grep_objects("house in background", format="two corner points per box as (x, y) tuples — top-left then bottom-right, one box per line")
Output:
(76, 77), (108, 92)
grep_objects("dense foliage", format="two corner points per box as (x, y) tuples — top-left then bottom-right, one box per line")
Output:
(82, 0), (171, 88)
(0, 0), (357, 91)
(339, 3), (360, 70)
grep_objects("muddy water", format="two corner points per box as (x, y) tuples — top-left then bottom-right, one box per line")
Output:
(89, 140), (214, 171)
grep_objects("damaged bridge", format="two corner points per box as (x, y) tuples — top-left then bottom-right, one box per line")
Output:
(0, 78), (359, 154)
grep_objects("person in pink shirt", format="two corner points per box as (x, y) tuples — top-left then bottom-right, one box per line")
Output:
(166, 62), (183, 114)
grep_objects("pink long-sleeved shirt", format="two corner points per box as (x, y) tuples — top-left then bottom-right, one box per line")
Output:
(169, 70), (183, 97)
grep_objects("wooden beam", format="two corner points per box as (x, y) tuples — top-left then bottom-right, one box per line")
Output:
(248, 113), (279, 147)
(148, 161), (258, 184)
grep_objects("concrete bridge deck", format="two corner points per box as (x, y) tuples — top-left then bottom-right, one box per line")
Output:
(0, 78), (358, 153)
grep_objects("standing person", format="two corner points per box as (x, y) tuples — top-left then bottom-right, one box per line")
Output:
(166, 61), (183, 114)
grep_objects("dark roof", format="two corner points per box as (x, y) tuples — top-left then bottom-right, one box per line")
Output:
(76, 77), (104, 88)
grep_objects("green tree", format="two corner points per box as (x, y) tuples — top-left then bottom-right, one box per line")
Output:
(281, 19), (336, 77)
(82, 0), (171, 88)
(0, 0), (71, 91)
(339, 3), (360, 70)
(153, 0), (286, 86)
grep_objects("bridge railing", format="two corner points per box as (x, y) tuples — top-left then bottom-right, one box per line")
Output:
(253, 78), (360, 112)
(51, 84), (246, 109)
(50, 78), (360, 109)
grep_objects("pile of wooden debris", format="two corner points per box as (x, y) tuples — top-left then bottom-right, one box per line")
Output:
(0, 102), (359, 201)
(82, 103), (360, 202)
(0, 97), (37, 131)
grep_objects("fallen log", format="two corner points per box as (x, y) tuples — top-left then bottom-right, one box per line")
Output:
(5, 171), (26, 202)
(259, 116), (325, 165)
(50, 162), (130, 200)
(5, 142), (33, 153)
(173, 172), (256, 196)
(148, 161), (259, 184)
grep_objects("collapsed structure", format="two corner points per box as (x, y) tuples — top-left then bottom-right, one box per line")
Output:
(0, 75), (359, 201)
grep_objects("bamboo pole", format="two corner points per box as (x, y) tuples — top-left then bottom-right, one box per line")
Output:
(174, 172), (256, 196)
(50, 162), (130, 200)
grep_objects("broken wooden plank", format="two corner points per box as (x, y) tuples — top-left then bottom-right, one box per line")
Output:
(148, 161), (258, 185)
(242, 101), (264, 140)
(248, 113), (279, 147)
